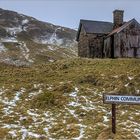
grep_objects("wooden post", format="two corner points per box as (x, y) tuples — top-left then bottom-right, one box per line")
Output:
(112, 104), (116, 134)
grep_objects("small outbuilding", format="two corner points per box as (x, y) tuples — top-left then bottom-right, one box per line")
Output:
(76, 10), (140, 58)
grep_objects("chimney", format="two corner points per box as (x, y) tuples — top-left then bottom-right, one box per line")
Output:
(113, 10), (124, 29)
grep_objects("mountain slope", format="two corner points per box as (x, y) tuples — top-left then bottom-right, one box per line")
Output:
(0, 8), (77, 66)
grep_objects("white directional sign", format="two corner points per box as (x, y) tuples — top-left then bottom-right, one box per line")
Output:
(103, 94), (140, 104)
(103, 94), (140, 134)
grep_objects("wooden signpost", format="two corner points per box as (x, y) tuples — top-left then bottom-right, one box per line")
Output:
(103, 94), (140, 134)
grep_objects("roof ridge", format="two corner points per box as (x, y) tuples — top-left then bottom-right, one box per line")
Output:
(80, 19), (113, 24)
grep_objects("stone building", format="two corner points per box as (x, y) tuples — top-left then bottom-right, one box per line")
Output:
(76, 10), (140, 58)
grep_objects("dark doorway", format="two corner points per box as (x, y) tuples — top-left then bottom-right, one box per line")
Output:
(111, 35), (114, 58)
(89, 45), (92, 58)
(133, 47), (137, 58)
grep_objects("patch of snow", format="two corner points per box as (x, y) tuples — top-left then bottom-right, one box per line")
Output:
(81, 96), (88, 104)
(49, 59), (54, 62)
(21, 87), (26, 92)
(28, 132), (43, 138)
(69, 91), (77, 97)
(69, 88), (79, 97)
(0, 43), (7, 52)
(48, 45), (55, 51)
(1, 89), (25, 115)
(81, 106), (96, 111)
(38, 89), (42, 94)
(1, 37), (18, 43)
(33, 83), (43, 89)
(1, 58), (30, 66)
(133, 128), (140, 139)
(68, 101), (81, 107)
(27, 109), (39, 117)
(21, 128), (28, 140)
(81, 96), (96, 111)
(22, 19), (29, 25)
(44, 112), (49, 117)
(65, 107), (77, 118)
(42, 111), (56, 138)
(128, 76), (134, 80)
(136, 90), (140, 94)
(28, 87), (42, 98)
(3, 124), (20, 129)
(121, 110), (128, 115)
(2, 91), (21, 107)
(43, 128), (49, 133)
(103, 116), (109, 122)
(19, 14), (25, 17)
(23, 26), (28, 31)
(8, 130), (17, 137)
(3, 107), (14, 115)
(75, 87), (79, 92)
(17, 42), (34, 63)
(5, 26), (23, 36)
(20, 116), (27, 121)
(33, 27), (64, 46)
(112, 75), (119, 78)
(73, 124), (86, 140)
(47, 86), (52, 90)
(0, 87), (7, 95)
(49, 31), (63, 46)
(28, 92), (39, 98)
(124, 83), (129, 87)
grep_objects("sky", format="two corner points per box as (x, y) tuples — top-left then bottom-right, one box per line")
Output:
(0, 0), (140, 29)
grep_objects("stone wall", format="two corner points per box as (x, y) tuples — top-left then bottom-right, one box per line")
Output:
(78, 25), (105, 58)
(78, 25), (89, 57)
(113, 10), (124, 29)
(88, 34), (104, 58)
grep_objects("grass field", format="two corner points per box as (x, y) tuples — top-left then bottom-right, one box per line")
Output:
(0, 58), (140, 139)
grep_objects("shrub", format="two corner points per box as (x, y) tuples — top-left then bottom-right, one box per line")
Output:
(31, 91), (67, 109)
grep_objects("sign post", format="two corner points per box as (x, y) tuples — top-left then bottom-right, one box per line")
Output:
(112, 104), (116, 134)
(103, 94), (140, 134)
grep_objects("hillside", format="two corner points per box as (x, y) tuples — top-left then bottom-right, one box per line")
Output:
(0, 58), (140, 139)
(0, 8), (77, 66)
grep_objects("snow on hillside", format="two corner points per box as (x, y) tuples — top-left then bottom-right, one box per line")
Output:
(48, 27), (63, 45)
(16, 42), (33, 63)
(0, 43), (7, 52)
(0, 8), (77, 65)
(5, 27), (22, 35)
(1, 37), (18, 43)
(22, 19), (29, 25)
(33, 27), (70, 46)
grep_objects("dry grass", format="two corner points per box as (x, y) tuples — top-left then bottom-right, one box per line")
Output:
(0, 58), (140, 139)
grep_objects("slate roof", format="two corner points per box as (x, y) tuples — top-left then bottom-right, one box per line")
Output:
(76, 19), (113, 41)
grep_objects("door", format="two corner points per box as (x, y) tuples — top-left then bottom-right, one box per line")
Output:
(111, 35), (114, 58)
